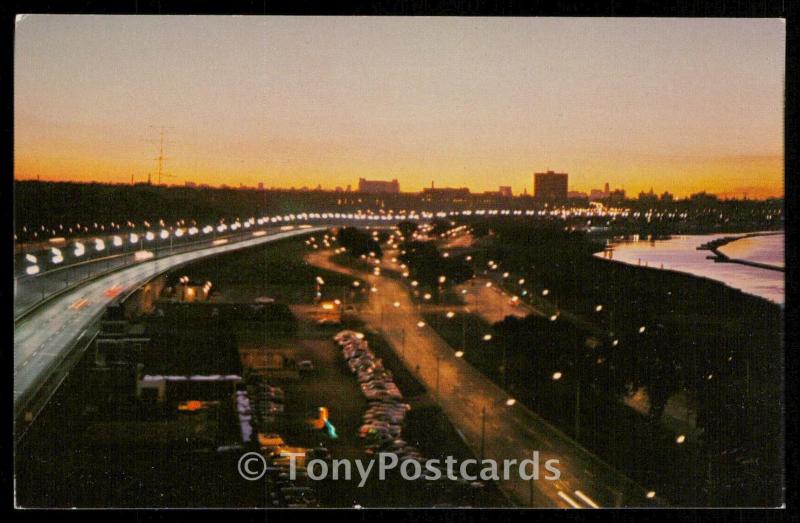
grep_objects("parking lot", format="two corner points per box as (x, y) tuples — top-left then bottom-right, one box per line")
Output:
(248, 311), (507, 507)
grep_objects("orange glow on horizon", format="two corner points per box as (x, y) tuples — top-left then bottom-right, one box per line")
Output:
(14, 16), (785, 200)
(13, 151), (784, 199)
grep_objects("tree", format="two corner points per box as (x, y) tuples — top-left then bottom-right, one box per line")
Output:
(338, 227), (383, 259)
(396, 220), (418, 239)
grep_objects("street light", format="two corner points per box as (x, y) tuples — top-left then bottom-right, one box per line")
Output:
(542, 289), (549, 296)
(676, 435), (686, 444)
(482, 334), (492, 341)
(595, 304), (603, 312)
(446, 311), (455, 319)
(454, 350), (464, 358)
(552, 371), (562, 380)
(417, 321), (426, 328)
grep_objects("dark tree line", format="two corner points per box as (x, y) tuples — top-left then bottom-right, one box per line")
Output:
(337, 227), (383, 259)
(467, 218), (782, 505)
(398, 240), (473, 297)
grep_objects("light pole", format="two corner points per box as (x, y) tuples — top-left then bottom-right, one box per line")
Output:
(500, 341), (507, 388)
(435, 355), (440, 402)
(480, 405), (486, 462)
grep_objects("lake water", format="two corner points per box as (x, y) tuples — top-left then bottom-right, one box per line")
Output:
(595, 232), (785, 305)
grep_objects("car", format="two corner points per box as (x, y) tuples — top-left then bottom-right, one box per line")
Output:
(358, 370), (392, 383)
(335, 330), (363, 343)
(298, 360), (315, 372)
(364, 410), (405, 420)
(364, 388), (403, 400)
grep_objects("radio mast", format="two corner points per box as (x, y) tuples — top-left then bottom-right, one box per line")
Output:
(155, 127), (166, 185)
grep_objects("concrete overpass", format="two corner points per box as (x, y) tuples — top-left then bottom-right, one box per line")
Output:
(14, 225), (328, 438)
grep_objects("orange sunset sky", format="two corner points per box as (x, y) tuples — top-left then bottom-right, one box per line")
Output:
(14, 16), (785, 199)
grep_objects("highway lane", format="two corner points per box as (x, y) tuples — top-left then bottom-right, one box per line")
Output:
(307, 248), (653, 508)
(14, 227), (325, 411)
(14, 228), (295, 318)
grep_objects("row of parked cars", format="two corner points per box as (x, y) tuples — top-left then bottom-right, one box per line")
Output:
(243, 373), (321, 507)
(245, 373), (286, 424)
(334, 330), (488, 504)
(334, 330), (426, 465)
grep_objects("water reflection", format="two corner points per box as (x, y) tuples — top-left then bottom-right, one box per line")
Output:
(596, 232), (784, 304)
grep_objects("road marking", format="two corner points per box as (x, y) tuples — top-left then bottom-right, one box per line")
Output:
(69, 298), (90, 310)
(557, 490), (583, 508)
(574, 490), (600, 508)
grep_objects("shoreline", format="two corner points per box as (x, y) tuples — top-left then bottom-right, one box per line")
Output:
(597, 231), (784, 305)
(696, 231), (784, 272)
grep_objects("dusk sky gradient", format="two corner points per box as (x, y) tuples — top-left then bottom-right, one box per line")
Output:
(14, 16), (785, 198)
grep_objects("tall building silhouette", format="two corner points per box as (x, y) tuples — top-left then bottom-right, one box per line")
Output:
(534, 170), (568, 199)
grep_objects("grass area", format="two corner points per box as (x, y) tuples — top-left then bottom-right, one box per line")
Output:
(171, 235), (355, 303)
(329, 252), (404, 280)
(421, 298), (771, 506)
(422, 312), (501, 382)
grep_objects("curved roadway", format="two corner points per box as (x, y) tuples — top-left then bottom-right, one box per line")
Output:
(14, 227), (324, 412)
